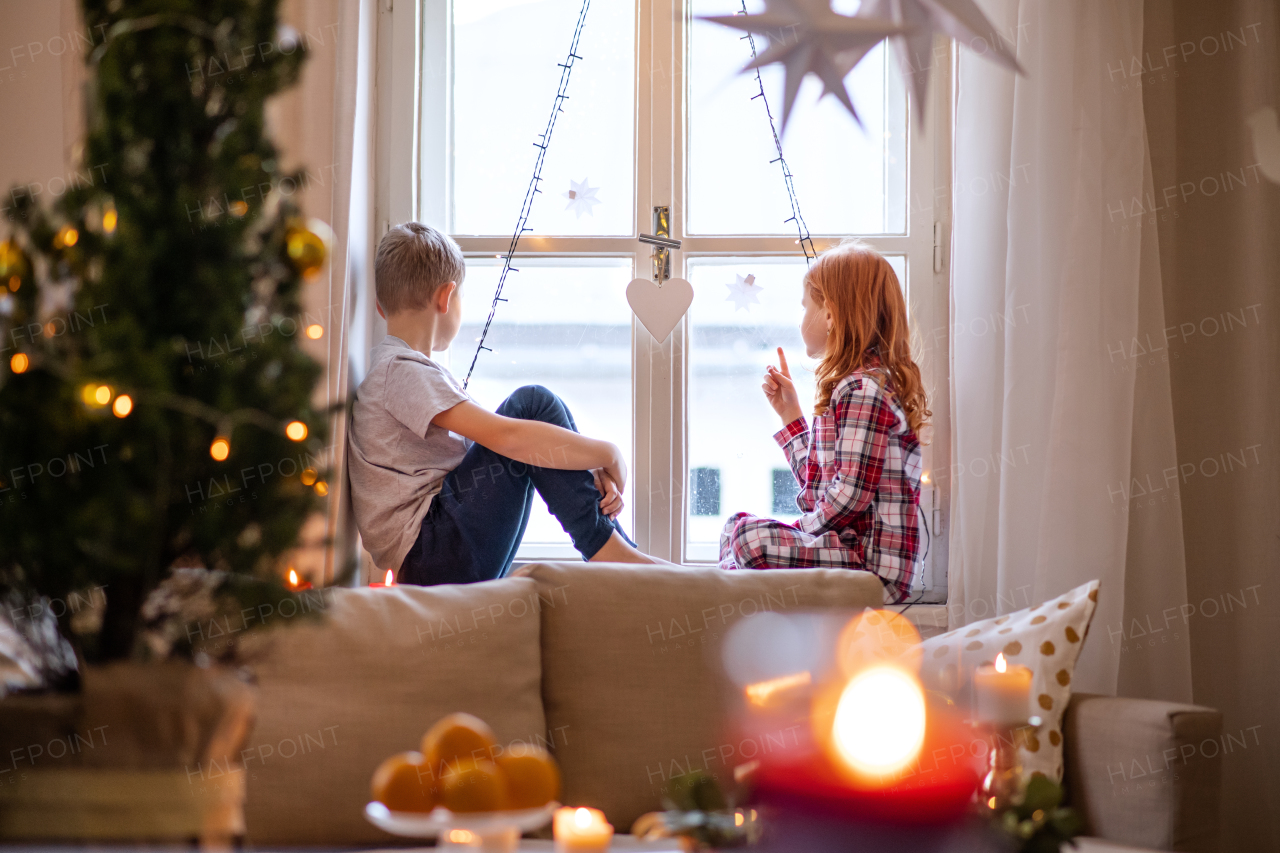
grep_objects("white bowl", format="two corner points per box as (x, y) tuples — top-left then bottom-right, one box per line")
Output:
(364, 800), (559, 838)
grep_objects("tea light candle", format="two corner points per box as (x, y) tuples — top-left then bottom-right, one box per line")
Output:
(554, 806), (613, 853)
(974, 653), (1032, 724)
(369, 569), (396, 588)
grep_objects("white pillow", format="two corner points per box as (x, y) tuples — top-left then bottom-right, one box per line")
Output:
(919, 580), (1100, 781)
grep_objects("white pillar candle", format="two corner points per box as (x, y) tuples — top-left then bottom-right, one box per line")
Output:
(974, 653), (1032, 724)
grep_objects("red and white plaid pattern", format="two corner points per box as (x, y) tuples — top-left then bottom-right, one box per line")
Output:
(718, 370), (923, 603)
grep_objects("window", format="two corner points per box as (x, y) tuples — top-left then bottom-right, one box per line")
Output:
(689, 467), (721, 517)
(412, 0), (951, 599)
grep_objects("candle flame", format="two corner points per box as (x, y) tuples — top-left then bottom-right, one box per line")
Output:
(830, 664), (926, 779)
(385, 569), (394, 586)
(574, 807), (592, 829)
(745, 671), (812, 706)
(288, 569), (299, 587)
(995, 653), (1007, 673)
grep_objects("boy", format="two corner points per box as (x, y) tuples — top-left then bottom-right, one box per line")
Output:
(349, 222), (664, 585)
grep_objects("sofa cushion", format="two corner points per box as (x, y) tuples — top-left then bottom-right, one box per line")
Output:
(919, 580), (1100, 782)
(244, 579), (547, 844)
(524, 563), (885, 831)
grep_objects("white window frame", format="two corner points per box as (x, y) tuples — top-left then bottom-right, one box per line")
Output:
(377, 0), (953, 600)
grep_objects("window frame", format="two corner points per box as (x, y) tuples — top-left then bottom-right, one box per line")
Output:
(383, 0), (953, 599)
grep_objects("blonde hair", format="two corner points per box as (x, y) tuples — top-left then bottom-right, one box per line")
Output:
(805, 241), (931, 436)
(374, 222), (465, 314)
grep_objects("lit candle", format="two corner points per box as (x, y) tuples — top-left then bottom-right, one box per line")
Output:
(369, 569), (396, 588)
(287, 568), (312, 591)
(973, 653), (1032, 724)
(554, 807), (612, 853)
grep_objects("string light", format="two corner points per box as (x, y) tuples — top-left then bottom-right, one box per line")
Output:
(305, 324), (324, 339)
(7, 277), (18, 292)
(102, 208), (117, 233)
(54, 225), (79, 249)
(464, 0), (593, 389)
(314, 480), (328, 496)
(9, 353), (29, 374)
(93, 385), (112, 406)
(210, 437), (231, 461)
(300, 467), (317, 486)
(285, 420), (308, 441)
(229, 200), (249, 217)
(112, 394), (133, 418)
(737, 0), (816, 264)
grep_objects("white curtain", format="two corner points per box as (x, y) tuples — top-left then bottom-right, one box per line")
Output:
(948, 0), (1193, 700)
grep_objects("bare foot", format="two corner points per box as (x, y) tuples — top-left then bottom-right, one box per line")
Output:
(589, 531), (679, 566)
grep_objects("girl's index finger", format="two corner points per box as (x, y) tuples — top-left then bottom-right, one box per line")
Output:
(777, 347), (791, 378)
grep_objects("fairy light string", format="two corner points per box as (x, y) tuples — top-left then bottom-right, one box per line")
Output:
(464, 0), (592, 388)
(465, 0), (819, 384)
(737, 0), (817, 264)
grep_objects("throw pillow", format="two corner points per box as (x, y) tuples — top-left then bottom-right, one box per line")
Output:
(919, 580), (1100, 782)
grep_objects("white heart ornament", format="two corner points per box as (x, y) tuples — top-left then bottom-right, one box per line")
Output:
(626, 277), (693, 342)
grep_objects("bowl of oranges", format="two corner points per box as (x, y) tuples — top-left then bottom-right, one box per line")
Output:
(364, 712), (561, 846)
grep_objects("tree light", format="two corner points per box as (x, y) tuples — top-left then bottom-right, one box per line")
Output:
(9, 353), (29, 374)
(210, 437), (231, 461)
(305, 324), (324, 339)
(102, 208), (117, 233)
(93, 385), (112, 406)
(314, 480), (328, 496)
(54, 225), (79, 248)
(112, 394), (133, 418)
(300, 467), (317, 486)
(285, 420), (308, 441)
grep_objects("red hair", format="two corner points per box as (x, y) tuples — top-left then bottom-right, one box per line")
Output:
(805, 241), (931, 436)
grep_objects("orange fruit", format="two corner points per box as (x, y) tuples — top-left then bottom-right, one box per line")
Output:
(422, 713), (497, 778)
(495, 743), (561, 809)
(439, 757), (508, 812)
(370, 751), (435, 812)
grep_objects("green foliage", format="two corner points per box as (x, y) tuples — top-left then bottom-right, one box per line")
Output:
(657, 771), (754, 850)
(0, 0), (337, 663)
(992, 775), (1084, 853)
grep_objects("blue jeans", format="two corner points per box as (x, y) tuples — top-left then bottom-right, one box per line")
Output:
(399, 385), (633, 586)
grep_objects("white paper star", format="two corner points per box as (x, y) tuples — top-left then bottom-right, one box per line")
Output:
(701, 0), (906, 131)
(725, 273), (763, 312)
(563, 178), (601, 218)
(854, 0), (1024, 127)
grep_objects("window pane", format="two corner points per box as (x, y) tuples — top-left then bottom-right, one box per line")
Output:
(451, 1), (636, 237)
(686, 254), (905, 561)
(688, 0), (908, 235)
(446, 259), (634, 553)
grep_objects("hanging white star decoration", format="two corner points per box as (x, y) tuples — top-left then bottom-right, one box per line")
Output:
(725, 273), (763, 311)
(563, 178), (601, 218)
(701, 0), (1023, 132)
(853, 0), (1023, 127)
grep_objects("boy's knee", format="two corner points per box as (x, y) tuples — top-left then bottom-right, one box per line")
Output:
(505, 384), (556, 411)
(500, 384), (568, 424)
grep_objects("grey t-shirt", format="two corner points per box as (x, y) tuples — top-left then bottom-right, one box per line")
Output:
(349, 336), (470, 571)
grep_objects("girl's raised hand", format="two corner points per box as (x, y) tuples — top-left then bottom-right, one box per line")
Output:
(762, 347), (804, 425)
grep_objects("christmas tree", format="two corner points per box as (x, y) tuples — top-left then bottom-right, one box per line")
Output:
(0, 0), (337, 663)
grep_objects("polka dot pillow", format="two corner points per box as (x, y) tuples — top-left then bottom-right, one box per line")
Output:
(918, 580), (1100, 782)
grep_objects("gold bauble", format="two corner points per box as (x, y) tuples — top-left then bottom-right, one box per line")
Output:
(0, 240), (29, 283)
(285, 220), (329, 280)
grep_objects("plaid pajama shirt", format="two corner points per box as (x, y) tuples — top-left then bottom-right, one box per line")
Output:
(718, 370), (923, 603)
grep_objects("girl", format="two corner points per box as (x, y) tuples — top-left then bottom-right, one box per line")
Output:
(718, 241), (930, 603)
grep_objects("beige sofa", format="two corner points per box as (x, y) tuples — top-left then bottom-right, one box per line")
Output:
(242, 564), (1221, 851)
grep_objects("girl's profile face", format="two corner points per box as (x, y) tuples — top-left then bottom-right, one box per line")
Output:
(799, 283), (831, 359)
